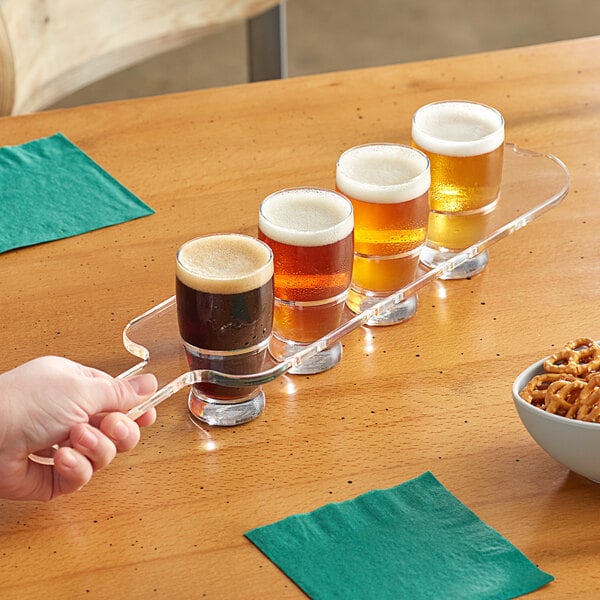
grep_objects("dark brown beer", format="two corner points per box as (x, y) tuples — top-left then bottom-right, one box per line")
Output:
(176, 278), (273, 352)
(176, 234), (274, 400)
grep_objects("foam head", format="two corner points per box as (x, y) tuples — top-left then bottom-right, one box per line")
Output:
(259, 187), (353, 247)
(176, 234), (273, 294)
(336, 144), (430, 204)
(412, 100), (504, 157)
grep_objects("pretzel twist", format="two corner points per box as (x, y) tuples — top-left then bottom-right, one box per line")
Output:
(544, 380), (586, 418)
(520, 338), (600, 423)
(544, 346), (600, 377)
(520, 373), (577, 407)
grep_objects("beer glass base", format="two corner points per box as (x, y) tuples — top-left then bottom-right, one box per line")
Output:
(420, 246), (489, 280)
(187, 388), (265, 427)
(346, 288), (418, 326)
(269, 336), (343, 375)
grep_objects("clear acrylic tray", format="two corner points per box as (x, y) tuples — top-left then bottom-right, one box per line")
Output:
(121, 143), (570, 419)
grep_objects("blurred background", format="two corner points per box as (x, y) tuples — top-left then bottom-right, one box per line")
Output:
(51, 0), (599, 110)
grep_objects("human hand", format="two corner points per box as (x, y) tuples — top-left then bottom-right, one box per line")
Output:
(0, 356), (158, 501)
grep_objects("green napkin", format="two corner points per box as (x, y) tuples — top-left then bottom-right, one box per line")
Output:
(245, 472), (553, 599)
(0, 132), (154, 253)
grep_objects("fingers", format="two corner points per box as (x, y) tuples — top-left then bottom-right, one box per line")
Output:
(70, 423), (118, 470)
(71, 414), (144, 465)
(98, 413), (141, 453)
(134, 406), (157, 428)
(52, 447), (94, 497)
(51, 415), (144, 499)
(89, 406), (157, 433)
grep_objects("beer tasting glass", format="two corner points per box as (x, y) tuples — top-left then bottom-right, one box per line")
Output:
(258, 187), (354, 374)
(176, 234), (274, 426)
(412, 100), (505, 279)
(336, 143), (430, 326)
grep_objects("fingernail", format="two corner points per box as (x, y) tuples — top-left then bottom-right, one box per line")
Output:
(79, 428), (98, 450)
(61, 448), (78, 470)
(112, 420), (129, 441)
(127, 373), (157, 396)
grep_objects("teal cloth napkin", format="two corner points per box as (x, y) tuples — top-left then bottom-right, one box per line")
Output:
(245, 472), (553, 599)
(0, 132), (154, 253)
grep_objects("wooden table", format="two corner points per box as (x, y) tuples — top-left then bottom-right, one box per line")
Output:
(1, 36), (599, 598)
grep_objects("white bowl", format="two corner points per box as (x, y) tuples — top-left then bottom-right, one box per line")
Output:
(512, 355), (600, 483)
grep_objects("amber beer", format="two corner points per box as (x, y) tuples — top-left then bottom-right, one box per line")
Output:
(176, 234), (274, 425)
(412, 100), (504, 270)
(336, 144), (430, 323)
(258, 188), (353, 372)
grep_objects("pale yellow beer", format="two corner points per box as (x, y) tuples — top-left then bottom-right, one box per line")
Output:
(412, 100), (504, 255)
(336, 143), (430, 322)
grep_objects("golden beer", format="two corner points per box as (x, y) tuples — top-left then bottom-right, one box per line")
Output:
(335, 144), (430, 322)
(412, 100), (504, 262)
(258, 188), (353, 371)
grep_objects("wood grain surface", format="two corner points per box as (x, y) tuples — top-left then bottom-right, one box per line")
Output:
(1, 36), (599, 599)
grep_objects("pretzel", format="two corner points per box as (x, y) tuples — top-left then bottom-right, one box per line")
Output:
(583, 354), (600, 381)
(576, 373), (600, 422)
(543, 346), (600, 377)
(520, 373), (578, 407)
(544, 379), (586, 418)
(576, 389), (600, 422)
(564, 337), (600, 353)
(520, 337), (600, 423)
(543, 350), (578, 374)
(580, 372), (600, 398)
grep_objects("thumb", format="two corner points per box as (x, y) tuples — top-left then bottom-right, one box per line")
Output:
(125, 373), (158, 397)
(87, 372), (158, 415)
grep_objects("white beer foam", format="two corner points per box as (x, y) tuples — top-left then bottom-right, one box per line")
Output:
(177, 234), (273, 294)
(336, 144), (430, 204)
(412, 101), (504, 157)
(259, 188), (353, 247)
